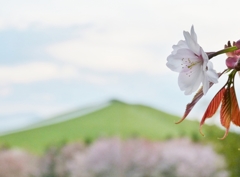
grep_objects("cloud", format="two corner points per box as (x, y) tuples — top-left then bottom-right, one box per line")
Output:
(46, 30), (169, 75)
(0, 62), (78, 84)
(0, 62), (112, 86)
(0, 0), (143, 30)
(1, 0), (239, 78)
(0, 0), (239, 32)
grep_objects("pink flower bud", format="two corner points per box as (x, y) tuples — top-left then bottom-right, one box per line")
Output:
(235, 40), (240, 49)
(226, 56), (240, 70)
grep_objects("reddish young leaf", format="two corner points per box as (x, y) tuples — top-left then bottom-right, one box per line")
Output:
(199, 87), (225, 135)
(219, 87), (232, 139)
(230, 87), (240, 126)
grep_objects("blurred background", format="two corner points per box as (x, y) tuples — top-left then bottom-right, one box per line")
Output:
(0, 0), (240, 177)
(1, 0), (240, 132)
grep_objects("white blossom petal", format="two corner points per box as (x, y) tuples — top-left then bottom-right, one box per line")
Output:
(178, 65), (203, 95)
(171, 40), (188, 55)
(190, 25), (197, 43)
(200, 47), (209, 68)
(202, 74), (210, 95)
(183, 31), (200, 55)
(206, 67), (218, 83)
(166, 56), (183, 72)
(173, 49), (199, 61)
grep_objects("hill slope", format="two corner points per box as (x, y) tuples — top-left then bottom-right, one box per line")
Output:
(0, 101), (223, 153)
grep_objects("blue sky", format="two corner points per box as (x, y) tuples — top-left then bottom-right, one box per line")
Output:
(1, 0), (240, 132)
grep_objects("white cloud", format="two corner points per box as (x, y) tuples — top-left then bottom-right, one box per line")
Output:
(0, 0), (140, 30)
(0, 62), (79, 84)
(0, 62), (112, 86)
(0, 0), (239, 33)
(46, 30), (168, 75)
(1, 0), (239, 78)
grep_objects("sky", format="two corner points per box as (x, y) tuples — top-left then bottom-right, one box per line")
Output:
(1, 0), (240, 132)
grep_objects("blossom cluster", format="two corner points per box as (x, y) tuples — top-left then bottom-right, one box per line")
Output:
(0, 138), (228, 177)
(166, 26), (240, 139)
(39, 138), (229, 177)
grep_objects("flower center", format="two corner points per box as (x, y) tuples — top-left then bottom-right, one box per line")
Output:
(181, 58), (200, 69)
(181, 58), (200, 77)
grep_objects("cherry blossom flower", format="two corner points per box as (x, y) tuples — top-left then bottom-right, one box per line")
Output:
(166, 26), (218, 95)
(175, 40), (240, 139)
(167, 26), (240, 138)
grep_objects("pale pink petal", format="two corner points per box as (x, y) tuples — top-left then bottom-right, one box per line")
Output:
(190, 25), (197, 43)
(171, 40), (188, 55)
(183, 31), (200, 55)
(200, 47), (209, 64)
(184, 72), (203, 95)
(178, 65), (203, 95)
(206, 62), (218, 83)
(166, 56), (183, 72)
(174, 49), (199, 61)
(202, 74), (210, 95)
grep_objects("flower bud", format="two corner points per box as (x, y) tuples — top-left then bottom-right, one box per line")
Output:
(226, 56), (238, 69)
(235, 40), (240, 49)
(226, 56), (240, 70)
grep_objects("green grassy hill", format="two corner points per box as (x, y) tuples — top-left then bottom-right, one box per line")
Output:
(0, 100), (240, 176)
(0, 101), (189, 152)
(0, 100), (226, 153)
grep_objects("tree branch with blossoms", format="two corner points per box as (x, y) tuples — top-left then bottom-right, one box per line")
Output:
(166, 26), (240, 139)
